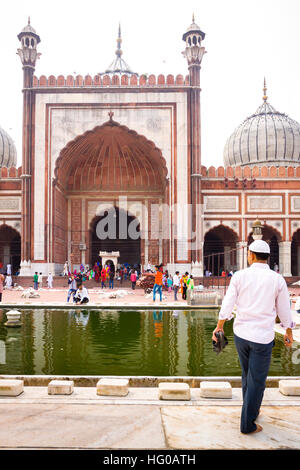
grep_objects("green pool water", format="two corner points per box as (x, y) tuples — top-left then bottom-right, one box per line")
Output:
(0, 309), (298, 376)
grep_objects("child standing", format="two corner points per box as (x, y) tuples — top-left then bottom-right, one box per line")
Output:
(167, 275), (173, 293)
(130, 269), (137, 290)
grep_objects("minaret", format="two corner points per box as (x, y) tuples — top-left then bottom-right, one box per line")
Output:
(17, 18), (41, 275)
(182, 16), (206, 273)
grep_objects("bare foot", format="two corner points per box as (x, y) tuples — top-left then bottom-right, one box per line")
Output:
(250, 424), (263, 434)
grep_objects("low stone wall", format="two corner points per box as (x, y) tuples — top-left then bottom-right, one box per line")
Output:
(187, 289), (222, 306)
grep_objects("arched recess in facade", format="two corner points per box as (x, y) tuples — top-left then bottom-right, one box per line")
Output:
(291, 229), (300, 276)
(53, 118), (169, 269)
(203, 225), (239, 275)
(0, 224), (21, 274)
(89, 207), (141, 267)
(248, 224), (281, 271)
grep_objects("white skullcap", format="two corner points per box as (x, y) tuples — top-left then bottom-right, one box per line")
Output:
(248, 240), (270, 254)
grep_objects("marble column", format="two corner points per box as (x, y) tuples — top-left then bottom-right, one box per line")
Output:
(236, 242), (248, 271)
(279, 241), (292, 277)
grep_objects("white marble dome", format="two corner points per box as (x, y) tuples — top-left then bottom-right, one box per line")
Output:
(223, 100), (300, 167)
(0, 126), (17, 167)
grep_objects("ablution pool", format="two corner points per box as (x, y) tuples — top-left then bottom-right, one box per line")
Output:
(0, 309), (298, 376)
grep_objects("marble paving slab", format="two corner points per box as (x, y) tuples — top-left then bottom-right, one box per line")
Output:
(161, 406), (300, 449)
(0, 404), (167, 449)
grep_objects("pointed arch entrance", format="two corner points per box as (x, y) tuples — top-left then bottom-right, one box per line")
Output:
(0, 224), (21, 274)
(203, 225), (238, 275)
(53, 117), (168, 270)
(248, 224), (281, 271)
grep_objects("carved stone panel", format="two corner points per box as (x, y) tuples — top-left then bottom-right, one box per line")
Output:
(0, 198), (21, 212)
(204, 196), (238, 212)
(247, 196), (282, 212)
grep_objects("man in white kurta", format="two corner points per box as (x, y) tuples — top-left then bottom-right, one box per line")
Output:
(212, 239), (294, 434)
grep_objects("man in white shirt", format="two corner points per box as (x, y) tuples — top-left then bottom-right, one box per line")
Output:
(74, 285), (89, 305)
(212, 239), (294, 435)
(173, 271), (180, 301)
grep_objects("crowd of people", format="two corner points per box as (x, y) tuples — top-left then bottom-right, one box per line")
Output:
(65, 262), (141, 304)
(150, 264), (197, 302)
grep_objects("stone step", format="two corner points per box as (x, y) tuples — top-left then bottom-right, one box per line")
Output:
(48, 380), (74, 395)
(279, 380), (300, 396)
(96, 378), (129, 397)
(158, 382), (190, 400)
(0, 379), (24, 396)
(200, 381), (232, 399)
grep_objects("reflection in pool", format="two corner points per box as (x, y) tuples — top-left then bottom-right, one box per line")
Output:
(0, 309), (298, 376)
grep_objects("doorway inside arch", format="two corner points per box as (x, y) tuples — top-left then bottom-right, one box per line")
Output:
(203, 225), (238, 275)
(89, 207), (141, 267)
(248, 225), (280, 271)
(0, 225), (21, 274)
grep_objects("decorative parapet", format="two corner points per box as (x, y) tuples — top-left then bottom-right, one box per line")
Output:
(0, 167), (22, 178)
(200, 165), (300, 179)
(32, 74), (190, 88)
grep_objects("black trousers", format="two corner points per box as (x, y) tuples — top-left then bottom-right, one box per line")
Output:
(234, 334), (274, 433)
(74, 296), (89, 304)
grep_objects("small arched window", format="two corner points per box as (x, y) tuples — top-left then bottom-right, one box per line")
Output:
(192, 35), (197, 45)
(188, 37), (191, 46)
(31, 38), (35, 47)
(25, 37), (29, 47)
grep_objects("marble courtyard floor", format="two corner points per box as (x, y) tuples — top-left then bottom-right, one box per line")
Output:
(0, 386), (300, 449)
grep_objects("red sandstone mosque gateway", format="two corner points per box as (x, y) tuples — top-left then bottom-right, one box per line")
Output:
(0, 18), (300, 279)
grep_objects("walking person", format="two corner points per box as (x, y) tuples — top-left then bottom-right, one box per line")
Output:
(33, 272), (39, 290)
(38, 272), (43, 289)
(47, 272), (53, 289)
(109, 269), (114, 289)
(181, 272), (188, 300)
(130, 269), (137, 290)
(173, 271), (180, 301)
(67, 274), (77, 302)
(153, 264), (163, 302)
(63, 261), (69, 276)
(100, 267), (107, 288)
(167, 275), (173, 293)
(212, 240), (294, 435)
(187, 274), (194, 291)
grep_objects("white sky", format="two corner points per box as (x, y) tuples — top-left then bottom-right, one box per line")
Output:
(1, 0), (300, 168)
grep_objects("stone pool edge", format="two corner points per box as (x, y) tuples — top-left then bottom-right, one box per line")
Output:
(0, 374), (299, 388)
(0, 303), (221, 310)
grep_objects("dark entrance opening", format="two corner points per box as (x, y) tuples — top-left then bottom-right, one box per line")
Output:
(203, 225), (238, 275)
(0, 225), (21, 274)
(248, 225), (280, 271)
(90, 207), (141, 267)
